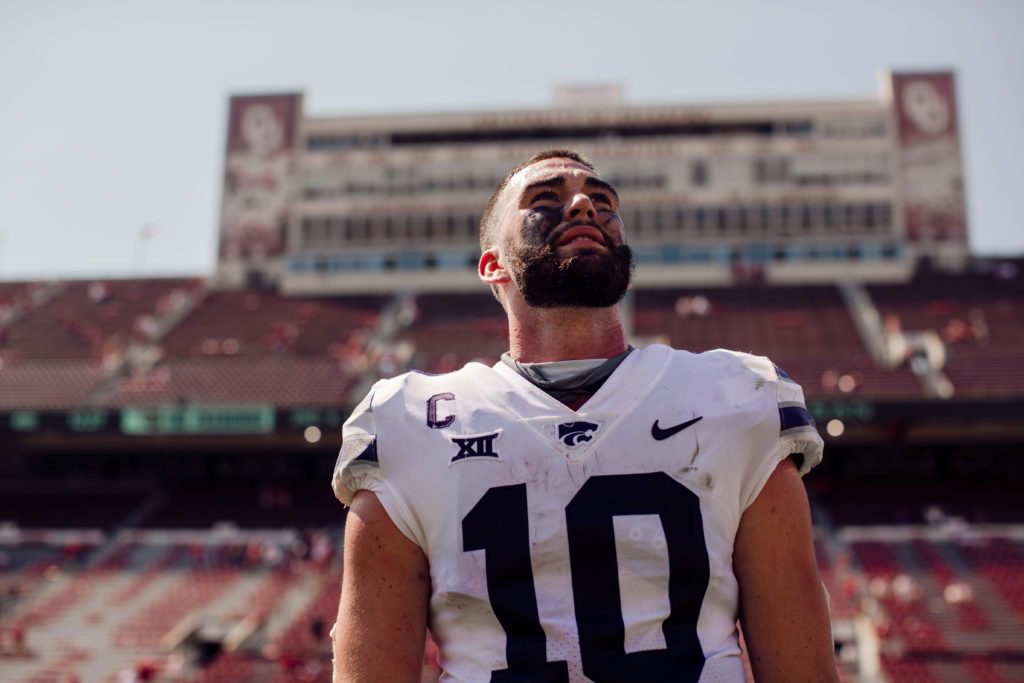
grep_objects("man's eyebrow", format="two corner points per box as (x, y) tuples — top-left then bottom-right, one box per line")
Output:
(522, 177), (566, 196)
(521, 176), (620, 203)
(584, 177), (619, 203)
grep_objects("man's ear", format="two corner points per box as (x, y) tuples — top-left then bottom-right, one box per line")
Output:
(479, 247), (510, 286)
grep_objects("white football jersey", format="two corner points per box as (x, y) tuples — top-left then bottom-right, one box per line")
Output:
(333, 345), (823, 683)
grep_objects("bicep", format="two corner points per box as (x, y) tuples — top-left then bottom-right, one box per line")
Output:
(334, 489), (430, 683)
(733, 457), (838, 683)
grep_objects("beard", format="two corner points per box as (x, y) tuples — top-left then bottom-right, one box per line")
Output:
(506, 239), (635, 309)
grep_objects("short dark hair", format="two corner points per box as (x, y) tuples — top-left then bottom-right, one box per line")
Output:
(478, 149), (596, 250)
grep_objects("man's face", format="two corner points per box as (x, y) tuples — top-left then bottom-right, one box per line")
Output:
(497, 158), (634, 309)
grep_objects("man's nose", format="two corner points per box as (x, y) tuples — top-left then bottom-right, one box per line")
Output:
(565, 193), (596, 221)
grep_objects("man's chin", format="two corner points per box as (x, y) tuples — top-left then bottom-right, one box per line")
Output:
(521, 265), (631, 309)
(509, 241), (634, 309)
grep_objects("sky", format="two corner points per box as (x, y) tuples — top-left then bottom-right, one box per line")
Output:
(1, 0), (1022, 282)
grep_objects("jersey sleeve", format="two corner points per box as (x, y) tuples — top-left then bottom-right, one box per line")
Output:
(773, 364), (823, 475)
(732, 354), (824, 511)
(331, 380), (426, 549)
(331, 385), (381, 507)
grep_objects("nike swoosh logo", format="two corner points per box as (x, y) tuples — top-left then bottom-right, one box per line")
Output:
(651, 416), (703, 440)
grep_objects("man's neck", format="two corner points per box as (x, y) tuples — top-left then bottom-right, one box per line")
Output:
(505, 302), (628, 363)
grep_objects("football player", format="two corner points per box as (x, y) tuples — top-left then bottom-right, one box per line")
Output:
(332, 150), (839, 682)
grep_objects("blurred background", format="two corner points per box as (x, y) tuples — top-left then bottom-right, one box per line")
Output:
(1, 1), (1022, 681)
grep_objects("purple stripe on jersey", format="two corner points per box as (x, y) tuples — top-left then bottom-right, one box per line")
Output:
(352, 437), (378, 464)
(773, 364), (795, 382)
(779, 404), (816, 432)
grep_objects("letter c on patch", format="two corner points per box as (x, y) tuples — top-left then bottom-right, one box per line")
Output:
(427, 392), (455, 429)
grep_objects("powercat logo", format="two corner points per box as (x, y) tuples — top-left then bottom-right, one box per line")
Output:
(557, 421), (600, 448)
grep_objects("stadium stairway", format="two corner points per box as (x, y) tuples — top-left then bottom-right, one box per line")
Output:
(254, 569), (326, 646)
(4, 562), (175, 682)
(839, 281), (890, 364)
(347, 291), (417, 399)
(0, 282), (64, 340)
(893, 540), (1021, 654)
(81, 280), (211, 407)
(80, 491), (168, 570)
(841, 528), (1024, 683)
(3, 544), (334, 682)
(924, 540), (1024, 653)
(839, 281), (953, 399)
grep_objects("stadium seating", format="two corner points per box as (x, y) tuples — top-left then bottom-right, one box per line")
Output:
(868, 264), (1024, 398)
(0, 279), (197, 362)
(193, 652), (255, 682)
(3, 268), (1022, 408)
(941, 346), (1024, 398)
(399, 292), (509, 373)
(839, 531), (1024, 682)
(960, 538), (1024, 625)
(98, 356), (361, 407)
(112, 564), (242, 648)
(3, 261), (1024, 681)
(0, 532), (342, 682)
(868, 266), (1024, 345)
(156, 289), (385, 359)
(0, 360), (106, 411)
(632, 285), (925, 399)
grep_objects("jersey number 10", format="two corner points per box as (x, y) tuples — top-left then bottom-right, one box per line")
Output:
(463, 472), (711, 682)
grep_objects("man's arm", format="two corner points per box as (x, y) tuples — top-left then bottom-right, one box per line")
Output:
(733, 457), (839, 683)
(334, 489), (431, 683)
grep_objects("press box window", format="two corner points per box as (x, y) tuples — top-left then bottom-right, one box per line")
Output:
(690, 160), (708, 186)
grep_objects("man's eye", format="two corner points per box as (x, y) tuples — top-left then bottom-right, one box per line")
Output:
(590, 192), (614, 208)
(530, 191), (559, 204)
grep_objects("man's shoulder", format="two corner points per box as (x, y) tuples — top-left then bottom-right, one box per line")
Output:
(697, 347), (780, 380)
(640, 344), (783, 384)
(357, 362), (500, 408)
(648, 345), (813, 414)
(389, 361), (498, 388)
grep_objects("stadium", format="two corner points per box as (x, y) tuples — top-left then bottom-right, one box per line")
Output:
(1, 72), (1022, 682)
